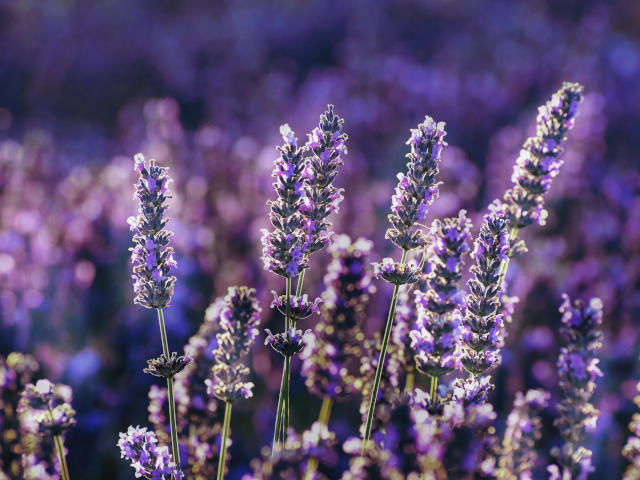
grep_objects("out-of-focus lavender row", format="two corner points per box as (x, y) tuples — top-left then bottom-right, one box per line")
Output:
(0, 0), (638, 478)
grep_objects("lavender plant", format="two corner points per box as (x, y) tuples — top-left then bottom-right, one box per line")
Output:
(547, 295), (603, 479)
(18, 379), (76, 480)
(118, 426), (180, 480)
(261, 106), (347, 452)
(410, 210), (472, 401)
(362, 115), (446, 451)
(128, 153), (186, 476)
(497, 389), (550, 480)
(204, 286), (261, 480)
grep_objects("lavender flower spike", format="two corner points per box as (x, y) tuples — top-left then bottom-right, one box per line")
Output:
(498, 389), (550, 480)
(261, 125), (309, 278)
(18, 379), (76, 480)
(362, 115), (446, 452)
(492, 82), (584, 229)
(302, 104), (348, 254)
(410, 210), (472, 399)
(128, 153), (177, 309)
(204, 287), (261, 480)
(129, 153), (182, 475)
(459, 213), (510, 395)
(386, 115), (446, 250)
(118, 425), (181, 480)
(548, 294), (603, 480)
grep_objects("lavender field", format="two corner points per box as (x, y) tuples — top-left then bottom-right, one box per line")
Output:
(1, 1), (639, 479)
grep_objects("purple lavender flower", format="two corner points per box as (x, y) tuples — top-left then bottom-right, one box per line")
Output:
(271, 291), (322, 321)
(261, 125), (310, 278)
(128, 154), (177, 309)
(205, 286), (261, 402)
(491, 82), (584, 229)
(372, 257), (421, 286)
(265, 327), (310, 357)
(301, 105), (348, 254)
(18, 379), (76, 480)
(385, 116), (446, 250)
(498, 389), (550, 480)
(459, 213), (510, 386)
(118, 425), (181, 480)
(301, 235), (375, 400)
(410, 211), (472, 385)
(548, 294), (603, 479)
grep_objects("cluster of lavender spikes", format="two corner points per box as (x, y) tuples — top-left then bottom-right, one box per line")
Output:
(548, 294), (603, 479)
(107, 84), (598, 480)
(410, 210), (472, 394)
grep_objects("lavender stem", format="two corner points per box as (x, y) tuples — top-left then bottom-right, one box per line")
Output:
(216, 401), (232, 480)
(156, 308), (181, 477)
(362, 248), (408, 454)
(49, 407), (71, 480)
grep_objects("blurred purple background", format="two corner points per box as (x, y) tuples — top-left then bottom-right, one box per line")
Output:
(0, 0), (639, 478)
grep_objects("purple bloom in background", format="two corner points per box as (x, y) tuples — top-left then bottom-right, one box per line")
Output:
(128, 154), (177, 309)
(301, 105), (348, 254)
(497, 389), (550, 480)
(459, 213), (510, 390)
(623, 379), (640, 479)
(118, 425), (180, 480)
(386, 116), (447, 251)
(492, 82), (584, 229)
(205, 286), (261, 402)
(548, 294), (603, 480)
(261, 125), (310, 278)
(301, 235), (375, 400)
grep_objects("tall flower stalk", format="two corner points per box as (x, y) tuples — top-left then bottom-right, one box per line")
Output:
(548, 294), (603, 479)
(261, 125), (311, 451)
(362, 115), (446, 452)
(204, 286), (261, 480)
(491, 82), (584, 289)
(129, 153), (184, 477)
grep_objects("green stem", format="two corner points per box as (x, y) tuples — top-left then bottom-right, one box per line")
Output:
(216, 401), (233, 480)
(271, 360), (288, 457)
(48, 407), (70, 480)
(156, 308), (181, 477)
(429, 376), (438, 402)
(361, 248), (408, 455)
(404, 371), (415, 393)
(305, 397), (334, 480)
(497, 227), (519, 286)
(318, 396), (333, 426)
(283, 355), (291, 444)
(295, 256), (308, 297)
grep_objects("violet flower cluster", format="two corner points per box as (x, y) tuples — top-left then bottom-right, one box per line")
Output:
(497, 389), (550, 480)
(301, 104), (348, 254)
(548, 294), (603, 479)
(260, 125), (310, 278)
(205, 286), (261, 402)
(301, 235), (375, 400)
(459, 213), (510, 386)
(493, 82), (584, 229)
(623, 380), (640, 479)
(410, 210), (472, 382)
(118, 426), (180, 480)
(128, 154), (178, 309)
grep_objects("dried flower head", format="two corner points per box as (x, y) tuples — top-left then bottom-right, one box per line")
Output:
(144, 352), (191, 378)
(265, 328), (310, 357)
(373, 258), (421, 285)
